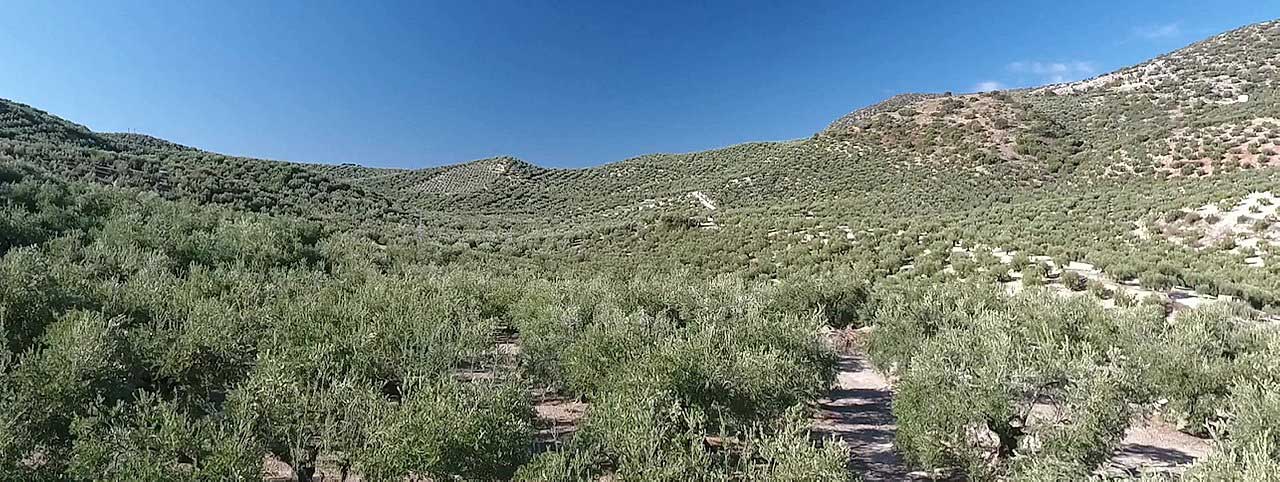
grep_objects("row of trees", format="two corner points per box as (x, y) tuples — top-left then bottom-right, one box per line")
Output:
(0, 161), (860, 480)
(866, 279), (1280, 479)
(6, 152), (1280, 479)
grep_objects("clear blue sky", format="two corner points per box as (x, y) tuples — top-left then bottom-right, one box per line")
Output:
(2, 1), (1277, 168)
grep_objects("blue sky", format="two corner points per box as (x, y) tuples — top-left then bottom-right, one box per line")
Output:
(2, 1), (1277, 168)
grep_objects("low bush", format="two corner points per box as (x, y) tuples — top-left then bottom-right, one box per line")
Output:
(1022, 263), (1047, 286)
(358, 379), (535, 480)
(1061, 270), (1086, 291)
(868, 281), (1175, 478)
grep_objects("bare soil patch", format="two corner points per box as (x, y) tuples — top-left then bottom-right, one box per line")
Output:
(1101, 417), (1212, 478)
(812, 330), (931, 481)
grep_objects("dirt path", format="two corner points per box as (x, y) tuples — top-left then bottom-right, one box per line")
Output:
(532, 388), (588, 452)
(812, 350), (919, 481)
(1102, 417), (1213, 478)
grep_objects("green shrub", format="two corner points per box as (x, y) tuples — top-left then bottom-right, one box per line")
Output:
(531, 394), (846, 481)
(1139, 271), (1178, 290)
(1184, 377), (1280, 480)
(357, 379), (535, 480)
(1144, 304), (1263, 433)
(1061, 271), (1086, 291)
(67, 392), (260, 481)
(1011, 252), (1031, 271)
(1113, 288), (1138, 308)
(1009, 371), (1131, 480)
(870, 282), (1151, 477)
(0, 247), (73, 354)
(1085, 279), (1109, 298)
(1022, 263), (1047, 286)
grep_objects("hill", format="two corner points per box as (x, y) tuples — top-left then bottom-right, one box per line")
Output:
(0, 23), (1278, 305)
(1, 20), (1274, 226)
(2, 21), (1280, 282)
(0, 99), (414, 235)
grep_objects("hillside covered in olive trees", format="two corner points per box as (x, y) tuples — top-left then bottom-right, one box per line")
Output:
(2, 18), (1280, 482)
